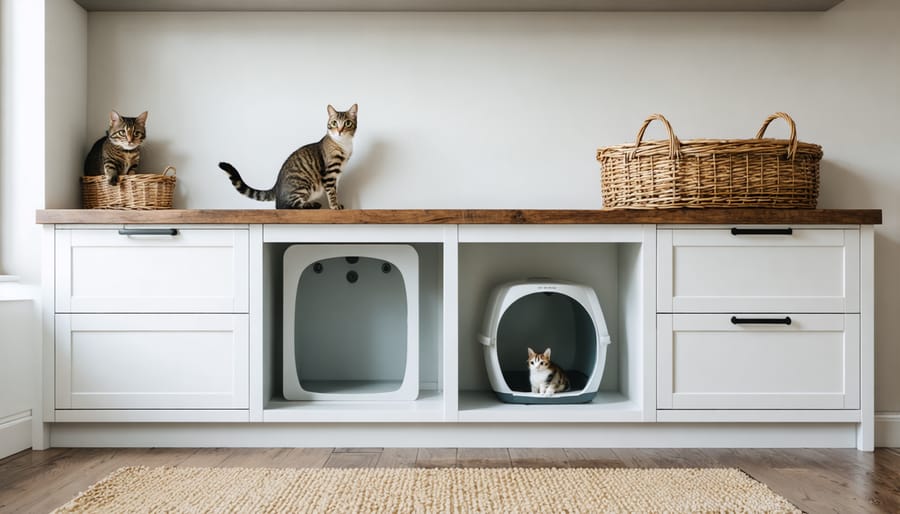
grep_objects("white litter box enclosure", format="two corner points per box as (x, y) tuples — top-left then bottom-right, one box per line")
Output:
(479, 280), (611, 404)
(283, 244), (419, 401)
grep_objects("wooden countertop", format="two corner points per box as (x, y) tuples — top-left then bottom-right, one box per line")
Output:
(35, 208), (883, 225)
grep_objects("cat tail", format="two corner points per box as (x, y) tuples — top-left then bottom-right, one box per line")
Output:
(218, 162), (276, 202)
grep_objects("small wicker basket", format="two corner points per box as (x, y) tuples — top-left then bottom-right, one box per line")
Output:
(82, 166), (176, 210)
(596, 112), (823, 209)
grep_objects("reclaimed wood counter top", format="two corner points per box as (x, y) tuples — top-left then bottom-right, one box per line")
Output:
(35, 208), (882, 225)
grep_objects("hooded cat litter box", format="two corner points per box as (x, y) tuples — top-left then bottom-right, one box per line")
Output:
(283, 244), (418, 401)
(478, 280), (611, 404)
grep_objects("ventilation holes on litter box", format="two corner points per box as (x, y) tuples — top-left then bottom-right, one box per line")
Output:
(346, 256), (359, 264)
(346, 270), (359, 284)
(313, 262), (324, 274)
(382, 263), (392, 274)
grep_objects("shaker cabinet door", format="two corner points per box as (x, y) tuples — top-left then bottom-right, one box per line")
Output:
(657, 228), (859, 313)
(55, 314), (249, 410)
(56, 228), (249, 313)
(657, 313), (859, 410)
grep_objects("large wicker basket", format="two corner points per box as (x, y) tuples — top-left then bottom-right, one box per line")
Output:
(82, 166), (176, 210)
(596, 113), (823, 209)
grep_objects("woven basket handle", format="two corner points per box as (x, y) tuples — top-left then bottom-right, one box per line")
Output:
(628, 114), (682, 161)
(162, 166), (176, 176)
(755, 112), (799, 160)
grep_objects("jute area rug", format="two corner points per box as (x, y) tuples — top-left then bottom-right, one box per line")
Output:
(52, 466), (800, 513)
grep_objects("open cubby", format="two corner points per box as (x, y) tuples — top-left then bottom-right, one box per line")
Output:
(457, 241), (647, 422)
(258, 227), (650, 423)
(261, 240), (444, 422)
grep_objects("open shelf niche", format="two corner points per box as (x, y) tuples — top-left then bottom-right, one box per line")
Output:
(257, 224), (653, 423)
(456, 226), (653, 422)
(261, 231), (446, 423)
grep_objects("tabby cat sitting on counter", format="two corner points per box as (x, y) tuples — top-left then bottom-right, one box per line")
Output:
(83, 110), (148, 186)
(528, 347), (571, 396)
(219, 103), (357, 209)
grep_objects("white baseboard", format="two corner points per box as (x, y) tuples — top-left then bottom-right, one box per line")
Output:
(37, 415), (900, 450)
(51, 423), (858, 449)
(876, 412), (900, 448)
(40, 412), (900, 448)
(0, 413), (32, 459)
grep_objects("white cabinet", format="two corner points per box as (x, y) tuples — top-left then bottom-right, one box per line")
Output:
(38, 219), (873, 450)
(55, 314), (249, 409)
(51, 226), (251, 418)
(656, 226), (863, 413)
(657, 313), (859, 410)
(56, 228), (249, 313)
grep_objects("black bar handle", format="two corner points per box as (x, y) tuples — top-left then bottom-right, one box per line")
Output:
(730, 227), (793, 236)
(731, 316), (792, 325)
(118, 228), (179, 236)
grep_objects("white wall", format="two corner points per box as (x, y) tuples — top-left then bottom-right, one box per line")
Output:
(45, 0), (87, 210)
(1, 0), (45, 283)
(83, 2), (900, 412)
(84, 5), (898, 212)
(0, 0), (85, 454)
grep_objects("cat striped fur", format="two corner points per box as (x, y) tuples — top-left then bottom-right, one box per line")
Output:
(84, 110), (148, 186)
(219, 104), (357, 209)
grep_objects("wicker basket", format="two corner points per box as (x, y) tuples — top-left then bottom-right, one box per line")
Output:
(82, 166), (176, 210)
(596, 113), (823, 209)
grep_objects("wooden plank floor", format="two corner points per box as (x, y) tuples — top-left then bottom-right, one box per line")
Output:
(1, 447), (899, 512)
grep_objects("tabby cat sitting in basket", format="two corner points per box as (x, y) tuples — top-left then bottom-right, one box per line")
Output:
(219, 104), (357, 209)
(83, 110), (148, 186)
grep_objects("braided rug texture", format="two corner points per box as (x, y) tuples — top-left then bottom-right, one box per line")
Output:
(52, 466), (800, 513)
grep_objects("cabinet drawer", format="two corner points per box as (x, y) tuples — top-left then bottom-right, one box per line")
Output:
(657, 314), (859, 410)
(56, 228), (248, 313)
(657, 228), (859, 313)
(55, 314), (249, 410)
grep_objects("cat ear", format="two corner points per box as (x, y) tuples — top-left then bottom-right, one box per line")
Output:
(327, 104), (337, 117)
(527, 347), (535, 357)
(109, 110), (121, 125)
(135, 111), (148, 125)
(543, 348), (552, 358)
(348, 103), (358, 118)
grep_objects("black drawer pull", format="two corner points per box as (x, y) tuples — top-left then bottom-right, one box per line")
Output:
(731, 316), (792, 325)
(118, 228), (179, 236)
(730, 227), (793, 236)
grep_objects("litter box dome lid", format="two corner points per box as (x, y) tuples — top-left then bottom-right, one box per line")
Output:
(478, 279), (610, 348)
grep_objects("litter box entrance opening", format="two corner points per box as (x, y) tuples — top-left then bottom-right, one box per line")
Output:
(496, 292), (597, 393)
(292, 255), (408, 394)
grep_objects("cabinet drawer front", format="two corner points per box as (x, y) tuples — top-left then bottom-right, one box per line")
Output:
(657, 314), (859, 410)
(56, 228), (249, 313)
(657, 228), (859, 313)
(55, 314), (249, 410)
